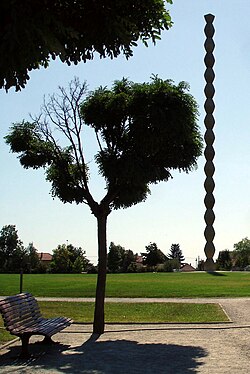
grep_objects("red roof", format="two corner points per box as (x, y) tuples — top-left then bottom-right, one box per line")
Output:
(180, 263), (196, 272)
(37, 252), (52, 262)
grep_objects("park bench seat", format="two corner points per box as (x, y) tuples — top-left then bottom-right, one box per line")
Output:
(0, 292), (73, 357)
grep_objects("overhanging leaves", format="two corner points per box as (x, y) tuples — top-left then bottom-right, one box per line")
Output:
(0, 0), (172, 91)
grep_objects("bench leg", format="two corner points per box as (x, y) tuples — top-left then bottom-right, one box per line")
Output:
(42, 335), (55, 344)
(20, 334), (31, 358)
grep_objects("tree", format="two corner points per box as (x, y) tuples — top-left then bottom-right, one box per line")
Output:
(5, 77), (203, 333)
(168, 243), (185, 264)
(0, 0), (172, 91)
(197, 259), (205, 271)
(142, 242), (167, 268)
(107, 245), (135, 273)
(26, 242), (41, 273)
(72, 256), (85, 274)
(164, 258), (180, 272)
(50, 243), (91, 273)
(121, 249), (136, 273)
(0, 224), (26, 273)
(216, 250), (232, 271)
(107, 242), (125, 273)
(232, 237), (250, 269)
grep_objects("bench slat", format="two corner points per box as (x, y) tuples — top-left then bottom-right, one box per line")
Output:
(2, 307), (41, 320)
(2, 304), (40, 316)
(6, 317), (42, 333)
(11, 317), (71, 335)
(2, 310), (40, 325)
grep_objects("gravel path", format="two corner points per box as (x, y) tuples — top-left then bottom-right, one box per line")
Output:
(0, 297), (249, 373)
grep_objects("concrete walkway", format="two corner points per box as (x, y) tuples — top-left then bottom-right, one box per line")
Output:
(0, 298), (250, 373)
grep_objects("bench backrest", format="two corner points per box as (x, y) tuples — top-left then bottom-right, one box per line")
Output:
(0, 293), (42, 332)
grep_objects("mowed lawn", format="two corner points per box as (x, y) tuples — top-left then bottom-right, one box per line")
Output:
(1, 272), (245, 345)
(0, 301), (229, 345)
(0, 271), (250, 298)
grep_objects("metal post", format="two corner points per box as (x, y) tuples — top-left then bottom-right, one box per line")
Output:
(20, 268), (23, 293)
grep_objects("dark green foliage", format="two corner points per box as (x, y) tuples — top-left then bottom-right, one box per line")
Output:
(0, 226), (47, 273)
(82, 77), (202, 209)
(168, 243), (185, 264)
(197, 259), (205, 271)
(0, 225), (20, 258)
(121, 249), (136, 272)
(216, 250), (232, 271)
(50, 243), (92, 273)
(45, 159), (88, 204)
(6, 122), (86, 204)
(232, 237), (250, 269)
(142, 242), (167, 267)
(0, 224), (92, 274)
(5, 122), (55, 169)
(164, 258), (181, 272)
(0, 224), (26, 273)
(107, 242), (125, 273)
(107, 242), (136, 273)
(0, 0), (172, 91)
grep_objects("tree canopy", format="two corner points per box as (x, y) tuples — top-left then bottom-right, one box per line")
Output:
(216, 250), (232, 270)
(232, 237), (250, 269)
(107, 242), (136, 273)
(0, 0), (172, 91)
(50, 243), (92, 273)
(142, 242), (166, 267)
(81, 77), (202, 209)
(168, 243), (185, 264)
(107, 242), (125, 273)
(6, 77), (202, 212)
(0, 224), (25, 273)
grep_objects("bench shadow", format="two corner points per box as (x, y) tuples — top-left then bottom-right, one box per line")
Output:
(0, 333), (208, 373)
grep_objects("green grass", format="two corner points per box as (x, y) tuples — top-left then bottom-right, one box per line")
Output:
(0, 272), (250, 298)
(39, 301), (229, 323)
(0, 301), (229, 345)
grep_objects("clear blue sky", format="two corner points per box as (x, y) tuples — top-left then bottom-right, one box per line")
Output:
(1, 0), (250, 266)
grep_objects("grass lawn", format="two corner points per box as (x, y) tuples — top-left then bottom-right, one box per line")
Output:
(0, 272), (249, 298)
(0, 301), (229, 345)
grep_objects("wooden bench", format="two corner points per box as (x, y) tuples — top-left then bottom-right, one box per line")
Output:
(0, 292), (73, 357)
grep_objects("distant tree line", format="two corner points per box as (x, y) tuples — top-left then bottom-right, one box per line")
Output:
(107, 241), (185, 273)
(215, 237), (250, 271)
(0, 224), (94, 274)
(0, 224), (188, 274)
(2, 227), (249, 274)
(108, 237), (250, 273)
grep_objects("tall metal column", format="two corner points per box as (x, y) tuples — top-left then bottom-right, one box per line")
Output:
(204, 14), (216, 271)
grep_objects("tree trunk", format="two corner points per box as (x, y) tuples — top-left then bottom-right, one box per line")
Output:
(93, 212), (108, 334)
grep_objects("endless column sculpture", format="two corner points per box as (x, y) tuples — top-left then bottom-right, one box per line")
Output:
(204, 14), (216, 271)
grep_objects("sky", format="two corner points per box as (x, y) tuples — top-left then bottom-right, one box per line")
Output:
(1, 0), (250, 267)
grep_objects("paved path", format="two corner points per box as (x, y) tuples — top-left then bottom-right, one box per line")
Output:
(0, 298), (250, 373)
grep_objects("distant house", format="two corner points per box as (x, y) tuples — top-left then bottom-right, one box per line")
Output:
(180, 263), (196, 272)
(37, 252), (52, 266)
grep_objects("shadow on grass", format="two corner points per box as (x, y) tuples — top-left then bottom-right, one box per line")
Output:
(206, 271), (226, 276)
(0, 333), (207, 373)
